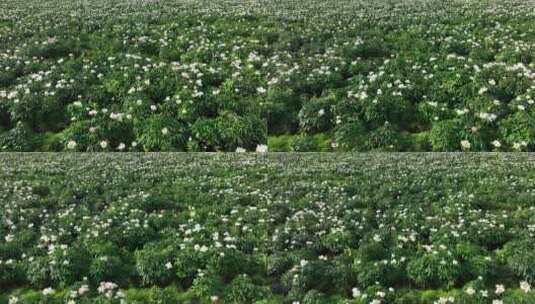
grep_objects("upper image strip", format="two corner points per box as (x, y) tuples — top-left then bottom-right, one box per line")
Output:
(0, 0), (534, 151)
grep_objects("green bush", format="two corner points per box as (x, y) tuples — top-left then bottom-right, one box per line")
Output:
(174, 248), (210, 286)
(407, 252), (461, 288)
(0, 261), (26, 287)
(498, 111), (535, 150)
(224, 275), (268, 304)
(333, 120), (367, 151)
(208, 249), (255, 282)
(190, 112), (266, 151)
(284, 260), (341, 294)
(429, 119), (465, 151)
(135, 242), (177, 286)
(298, 96), (335, 134)
(190, 275), (224, 300)
(364, 123), (412, 151)
(267, 254), (295, 277)
(500, 239), (535, 283)
(0, 122), (41, 151)
(265, 88), (301, 134)
(134, 115), (188, 151)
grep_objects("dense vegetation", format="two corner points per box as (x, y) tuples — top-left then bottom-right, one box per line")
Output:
(1, 0), (535, 151)
(1, 153), (535, 303)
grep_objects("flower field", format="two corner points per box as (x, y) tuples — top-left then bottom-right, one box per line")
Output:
(1, 153), (535, 303)
(1, 0), (535, 151)
(2, 0), (535, 302)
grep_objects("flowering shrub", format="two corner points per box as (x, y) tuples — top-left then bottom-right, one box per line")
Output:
(89, 243), (131, 285)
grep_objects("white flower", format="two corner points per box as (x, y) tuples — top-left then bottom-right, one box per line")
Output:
(97, 282), (118, 294)
(255, 144), (268, 153)
(520, 281), (531, 293)
(100, 141), (108, 149)
(67, 140), (77, 150)
(352, 287), (361, 298)
(461, 140), (471, 150)
(436, 297), (447, 304)
(5, 234), (14, 242)
(78, 284), (89, 295)
(318, 108), (325, 116)
(42, 287), (55, 296)
(235, 147), (246, 153)
(492, 300), (503, 304)
(150, 105), (157, 111)
(210, 296), (219, 303)
(495, 284), (505, 294)
(117, 143), (126, 151)
(466, 287), (476, 295)
(8, 296), (18, 304)
(131, 141), (138, 147)
(436, 296), (455, 304)
(161, 127), (169, 135)
(491, 140), (501, 148)
(256, 87), (266, 94)
(165, 262), (173, 270)
(513, 142), (521, 150)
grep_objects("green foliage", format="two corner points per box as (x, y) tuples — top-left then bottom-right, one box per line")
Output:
(27, 246), (91, 288)
(89, 243), (131, 285)
(190, 275), (224, 300)
(208, 249), (256, 282)
(0, 261), (25, 287)
(174, 248), (210, 285)
(135, 242), (177, 286)
(429, 119), (464, 151)
(223, 275), (268, 304)
(500, 239), (535, 283)
(190, 112), (266, 151)
(298, 96), (335, 134)
(134, 115), (187, 151)
(407, 252), (462, 288)
(0, 122), (41, 151)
